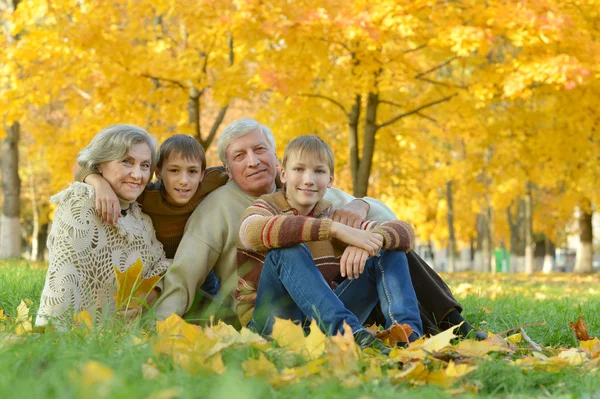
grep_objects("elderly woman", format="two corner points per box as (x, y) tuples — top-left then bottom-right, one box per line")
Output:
(36, 124), (170, 329)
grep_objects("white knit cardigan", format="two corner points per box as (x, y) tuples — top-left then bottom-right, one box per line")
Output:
(36, 182), (171, 329)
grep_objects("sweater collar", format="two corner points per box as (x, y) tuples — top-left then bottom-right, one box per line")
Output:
(271, 191), (332, 217)
(118, 197), (134, 215)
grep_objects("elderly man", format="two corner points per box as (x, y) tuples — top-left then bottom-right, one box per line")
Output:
(154, 118), (481, 338)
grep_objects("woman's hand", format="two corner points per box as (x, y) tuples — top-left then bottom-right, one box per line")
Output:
(85, 174), (121, 225)
(330, 221), (383, 256)
(117, 287), (160, 323)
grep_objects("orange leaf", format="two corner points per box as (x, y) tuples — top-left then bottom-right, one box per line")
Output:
(374, 323), (413, 346)
(570, 316), (592, 341)
(113, 259), (160, 309)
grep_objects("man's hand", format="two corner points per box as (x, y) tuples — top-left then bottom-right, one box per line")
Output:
(332, 199), (370, 228)
(340, 246), (371, 280)
(331, 222), (383, 256)
(85, 174), (121, 225)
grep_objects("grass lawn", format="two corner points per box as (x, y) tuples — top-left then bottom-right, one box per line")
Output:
(1, 259), (599, 399)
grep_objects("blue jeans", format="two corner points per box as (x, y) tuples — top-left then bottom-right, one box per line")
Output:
(250, 244), (423, 338)
(200, 269), (220, 297)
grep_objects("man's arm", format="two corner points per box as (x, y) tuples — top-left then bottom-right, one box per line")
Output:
(153, 231), (221, 319)
(324, 187), (397, 223)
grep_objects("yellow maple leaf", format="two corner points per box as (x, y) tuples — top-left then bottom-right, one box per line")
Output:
(580, 338), (600, 359)
(445, 360), (477, 378)
(455, 339), (513, 357)
(270, 317), (305, 349)
(241, 353), (278, 379)
(73, 310), (93, 330)
(326, 323), (360, 378)
(80, 360), (114, 387)
(270, 318), (325, 360)
(420, 323), (460, 353)
(113, 259), (160, 309)
(14, 300), (32, 335)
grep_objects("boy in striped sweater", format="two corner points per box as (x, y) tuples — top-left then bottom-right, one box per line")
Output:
(237, 136), (423, 351)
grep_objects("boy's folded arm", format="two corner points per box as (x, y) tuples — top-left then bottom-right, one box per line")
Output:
(365, 219), (416, 251)
(239, 213), (333, 252)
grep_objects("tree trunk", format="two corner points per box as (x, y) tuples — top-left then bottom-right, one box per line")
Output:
(0, 122), (21, 258)
(477, 211), (492, 272)
(574, 202), (594, 273)
(524, 181), (534, 274)
(542, 236), (554, 274)
(354, 92), (379, 197)
(27, 159), (39, 261)
(36, 222), (49, 261)
(348, 94), (361, 191)
(446, 181), (456, 272)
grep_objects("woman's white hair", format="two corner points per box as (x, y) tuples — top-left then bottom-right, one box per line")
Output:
(77, 124), (158, 173)
(217, 118), (276, 167)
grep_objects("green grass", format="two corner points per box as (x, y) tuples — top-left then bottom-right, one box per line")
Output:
(1, 260), (600, 398)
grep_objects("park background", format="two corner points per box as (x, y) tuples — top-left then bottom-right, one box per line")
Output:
(0, 0), (599, 274)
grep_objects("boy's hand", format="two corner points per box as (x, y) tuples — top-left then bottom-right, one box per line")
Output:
(85, 174), (121, 225)
(332, 199), (369, 228)
(331, 222), (383, 256)
(340, 246), (371, 279)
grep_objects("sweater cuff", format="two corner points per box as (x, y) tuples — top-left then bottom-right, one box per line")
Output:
(74, 166), (96, 183)
(318, 218), (334, 241)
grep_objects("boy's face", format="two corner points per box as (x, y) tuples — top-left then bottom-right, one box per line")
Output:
(280, 153), (333, 215)
(157, 153), (204, 206)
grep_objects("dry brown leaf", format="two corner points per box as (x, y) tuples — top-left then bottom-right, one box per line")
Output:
(374, 323), (412, 346)
(570, 316), (592, 341)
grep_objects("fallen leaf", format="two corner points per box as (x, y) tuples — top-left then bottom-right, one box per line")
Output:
(14, 300), (32, 335)
(73, 310), (93, 330)
(454, 339), (513, 357)
(555, 348), (588, 365)
(570, 316), (592, 341)
(326, 324), (360, 378)
(270, 318), (325, 360)
(80, 360), (114, 387)
(421, 323), (460, 353)
(142, 360), (160, 380)
(146, 388), (180, 399)
(580, 338), (600, 358)
(241, 353), (278, 379)
(375, 323), (412, 346)
(114, 258), (161, 309)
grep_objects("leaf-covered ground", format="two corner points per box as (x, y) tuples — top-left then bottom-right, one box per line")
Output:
(1, 260), (599, 398)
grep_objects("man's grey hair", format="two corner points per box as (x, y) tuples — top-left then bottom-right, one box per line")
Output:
(217, 118), (276, 167)
(77, 124), (158, 173)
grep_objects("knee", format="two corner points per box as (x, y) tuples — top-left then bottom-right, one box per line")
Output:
(264, 244), (312, 268)
(377, 250), (408, 269)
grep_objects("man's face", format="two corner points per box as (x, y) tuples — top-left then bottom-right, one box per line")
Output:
(225, 129), (278, 197)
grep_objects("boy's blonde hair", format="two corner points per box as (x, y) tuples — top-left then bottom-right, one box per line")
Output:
(157, 134), (206, 172)
(282, 135), (335, 176)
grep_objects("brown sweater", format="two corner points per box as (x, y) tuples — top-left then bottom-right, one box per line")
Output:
(235, 191), (415, 325)
(75, 166), (230, 258)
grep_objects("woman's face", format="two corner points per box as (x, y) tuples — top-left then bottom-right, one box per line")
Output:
(98, 142), (152, 201)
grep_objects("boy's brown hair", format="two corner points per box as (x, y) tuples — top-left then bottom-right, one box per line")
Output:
(157, 134), (206, 171)
(282, 135), (335, 176)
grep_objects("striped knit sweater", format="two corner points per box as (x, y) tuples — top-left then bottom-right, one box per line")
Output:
(235, 191), (416, 326)
(75, 165), (229, 258)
